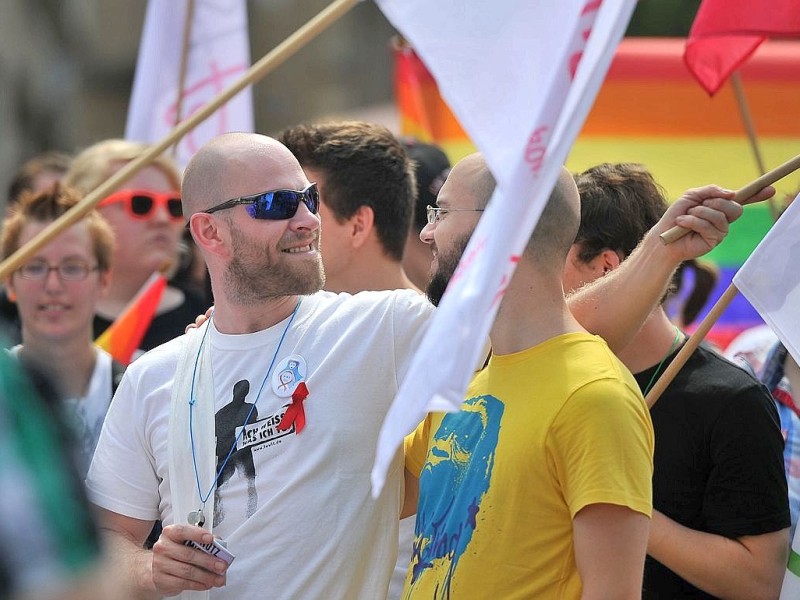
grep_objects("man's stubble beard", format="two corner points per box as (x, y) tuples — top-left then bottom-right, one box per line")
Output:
(224, 227), (325, 304)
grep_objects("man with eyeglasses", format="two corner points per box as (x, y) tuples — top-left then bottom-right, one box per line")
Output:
(86, 133), (759, 600)
(1, 185), (120, 477)
(400, 155), (776, 599)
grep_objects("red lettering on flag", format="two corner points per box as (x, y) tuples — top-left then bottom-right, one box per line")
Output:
(569, 0), (602, 80)
(491, 255), (521, 309)
(524, 126), (549, 175)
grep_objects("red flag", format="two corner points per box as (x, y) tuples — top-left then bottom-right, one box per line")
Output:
(95, 271), (167, 365)
(685, 0), (800, 95)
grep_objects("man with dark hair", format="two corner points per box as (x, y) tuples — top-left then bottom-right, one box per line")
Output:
(400, 138), (450, 291)
(281, 124), (430, 598)
(564, 162), (790, 599)
(279, 121), (418, 293)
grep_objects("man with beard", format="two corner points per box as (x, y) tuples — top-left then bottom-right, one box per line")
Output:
(401, 154), (774, 599)
(86, 134), (756, 600)
(86, 133), (433, 600)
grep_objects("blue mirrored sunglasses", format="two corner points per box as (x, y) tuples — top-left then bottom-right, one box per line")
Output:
(203, 183), (319, 220)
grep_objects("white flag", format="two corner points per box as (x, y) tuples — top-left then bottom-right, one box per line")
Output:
(780, 524), (800, 599)
(735, 193), (800, 598)
(125, 0), (254, 169)
(371, 0), (637, 495)
(734, 193), (800, 368)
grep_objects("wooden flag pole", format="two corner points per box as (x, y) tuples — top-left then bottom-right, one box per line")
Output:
(731, 73), (766, 175)
(660, 152), (800, 245)
(730, 71), (781, 221)
(0, 0), (359, 280)
(645, 284), (740, 408)
(171, 0), (196, 158)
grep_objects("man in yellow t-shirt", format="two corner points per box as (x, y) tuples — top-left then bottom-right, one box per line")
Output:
(402, 155), (655, 599)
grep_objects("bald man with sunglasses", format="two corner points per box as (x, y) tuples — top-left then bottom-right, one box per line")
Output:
(86, 133), (755, 600)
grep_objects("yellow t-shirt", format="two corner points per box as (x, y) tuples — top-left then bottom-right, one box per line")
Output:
(403, 332), (654, 600)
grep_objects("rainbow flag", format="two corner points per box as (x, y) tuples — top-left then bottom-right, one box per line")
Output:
(95, 271), (167, 365)
(395, 37), (800, 349)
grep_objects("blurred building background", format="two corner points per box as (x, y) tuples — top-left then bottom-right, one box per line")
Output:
(0, 0), (700, 208)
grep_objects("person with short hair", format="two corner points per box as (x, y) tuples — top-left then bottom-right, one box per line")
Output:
(565, 162), (789, 599)
(2, 186), (121, 476)
(280, 121), (418, 293)
(403, 157), (654, 598)
(64, 140), (208, 354)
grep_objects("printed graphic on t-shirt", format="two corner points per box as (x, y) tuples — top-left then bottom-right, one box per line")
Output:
(212, 379), (295, 527)
(408, 394), (504, 598)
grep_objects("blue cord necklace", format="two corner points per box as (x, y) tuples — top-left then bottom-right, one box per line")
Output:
(187, 298), (302, 527)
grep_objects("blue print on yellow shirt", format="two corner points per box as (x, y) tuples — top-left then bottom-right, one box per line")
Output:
(408, 394), (503, 598)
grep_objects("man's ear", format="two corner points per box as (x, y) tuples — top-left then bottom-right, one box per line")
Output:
(189, 214), (228, 258)
(349, 205), (374, 250)
(597, 248), (623, 274)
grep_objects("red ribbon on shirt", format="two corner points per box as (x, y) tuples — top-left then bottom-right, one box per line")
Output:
(278, 382), (308, 434)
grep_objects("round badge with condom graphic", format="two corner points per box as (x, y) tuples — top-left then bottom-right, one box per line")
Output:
(272, 354), (307, 397)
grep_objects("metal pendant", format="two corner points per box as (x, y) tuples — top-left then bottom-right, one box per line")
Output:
(188, 509), (205, 527)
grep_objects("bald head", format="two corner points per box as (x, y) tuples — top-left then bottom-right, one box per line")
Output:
(449, 153), (497, 209)
(182, 133), (308, 217)
(526, 167), (580, 268)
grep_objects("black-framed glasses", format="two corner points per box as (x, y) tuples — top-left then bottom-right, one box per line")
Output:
(203, 183), (319, 220)
(426, 205), (485, 225)
(17, 260), (99, 281)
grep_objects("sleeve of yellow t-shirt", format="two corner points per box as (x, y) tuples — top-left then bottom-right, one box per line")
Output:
(546, 377), (654, 520)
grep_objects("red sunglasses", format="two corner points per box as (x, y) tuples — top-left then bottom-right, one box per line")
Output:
(99, 189), (183, 222)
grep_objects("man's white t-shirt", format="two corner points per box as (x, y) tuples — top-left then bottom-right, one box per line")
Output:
(87, 290), (432, 599)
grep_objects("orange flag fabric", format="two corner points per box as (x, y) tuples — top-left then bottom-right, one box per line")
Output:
(95, 271), (167, 365)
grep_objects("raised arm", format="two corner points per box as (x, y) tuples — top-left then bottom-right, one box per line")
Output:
(567, 184), (775, 351)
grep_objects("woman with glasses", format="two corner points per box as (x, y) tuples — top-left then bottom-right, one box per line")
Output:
(1, 186), (119, 476)
(64, 139), (208, 356)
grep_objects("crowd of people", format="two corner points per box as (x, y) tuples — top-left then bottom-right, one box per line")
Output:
(0, 121), (796, 600)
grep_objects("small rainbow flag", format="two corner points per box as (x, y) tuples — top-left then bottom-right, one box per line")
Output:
(95, 270), (167, 365)
(394, 37), (800, 349)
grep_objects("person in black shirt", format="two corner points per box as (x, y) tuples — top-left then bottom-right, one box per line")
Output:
(563, 162), (789, 599)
